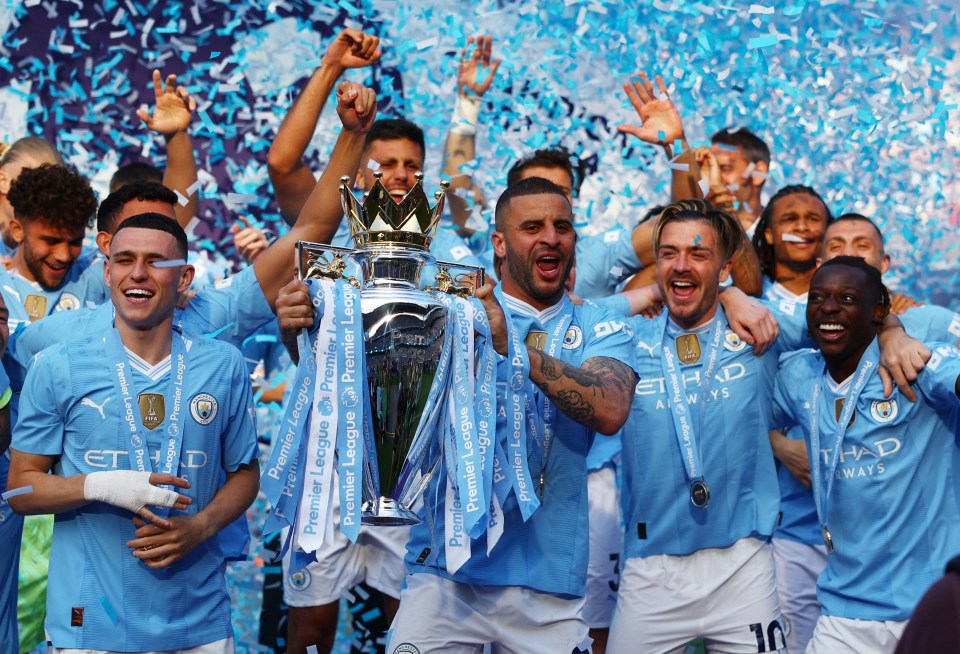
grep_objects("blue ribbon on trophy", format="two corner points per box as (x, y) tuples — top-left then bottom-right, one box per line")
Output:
(334, 280), (365, 542)
(471, 305), (498, 541)
(260, 281), (324, 560)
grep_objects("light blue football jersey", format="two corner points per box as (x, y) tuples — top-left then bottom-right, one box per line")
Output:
(773, 301), (960, 546)
(573, 228), (642, 300)
(619, 304), (803, 559)
(0, 258), (107, 335)
(771, 339), (960, 621)
(12, 330), (258, 650)
(405, 291), (637, 597)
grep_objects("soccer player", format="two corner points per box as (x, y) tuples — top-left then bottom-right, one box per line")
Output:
(767, 212), (960, 653)
(7, 213), (260, 652)
(609, 200), (797, 653)
(0, 136), (64, 257)
(386, 176), (638, 653)
(1, 163), (103, 333)
(752, 185), (832, 304)
(771, 256), (960, 654)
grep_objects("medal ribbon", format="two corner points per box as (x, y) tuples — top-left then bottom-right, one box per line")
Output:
(107, 326), (187, 519)
(809, 342), (878, 552)
(660, 316), (724, 488)
(527, 304), (574, 500)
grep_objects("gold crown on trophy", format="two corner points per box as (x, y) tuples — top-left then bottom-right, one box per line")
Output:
(339, 172), (450, 251)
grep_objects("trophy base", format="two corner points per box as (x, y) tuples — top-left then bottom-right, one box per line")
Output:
(361, 498), (421, 526)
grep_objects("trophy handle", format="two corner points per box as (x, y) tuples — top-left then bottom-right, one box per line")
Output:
(424, 261), (485, 298)
(296, 241), (361, 288)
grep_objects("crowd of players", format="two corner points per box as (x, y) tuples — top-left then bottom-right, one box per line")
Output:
(0, 28), (957, 654)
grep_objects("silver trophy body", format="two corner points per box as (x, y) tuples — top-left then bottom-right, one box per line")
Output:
(298, 172), (482, 526)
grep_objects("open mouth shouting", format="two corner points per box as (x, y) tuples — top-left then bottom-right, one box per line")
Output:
(535, 253), (562, 282)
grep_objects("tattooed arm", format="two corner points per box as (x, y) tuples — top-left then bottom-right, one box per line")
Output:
(526, 348), (637, 435)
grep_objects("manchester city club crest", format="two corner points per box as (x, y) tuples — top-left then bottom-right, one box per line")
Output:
(288, 567), (312, 591)
(723, 330), (747, 352)
(562, 325), (583, 350)
(870, 399), (899, 423)
(138, 393), (165, 430)
(56, 293), (81, 312)
(190, 393), (218, 425)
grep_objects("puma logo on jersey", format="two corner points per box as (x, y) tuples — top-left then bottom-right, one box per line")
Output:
(81, 396), (112, 420)
(635, 340), (659, 357)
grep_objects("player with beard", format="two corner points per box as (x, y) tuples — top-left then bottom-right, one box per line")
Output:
(609, 200), (799, 653)
(383, 176), (638, 653)
(771, 256), (960, 654)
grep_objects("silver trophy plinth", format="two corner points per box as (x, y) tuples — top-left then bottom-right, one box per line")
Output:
(297, 172), (483, 526)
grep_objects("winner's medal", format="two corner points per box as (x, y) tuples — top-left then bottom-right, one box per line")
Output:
(690, 479), (710, 509)
(822, 525), (835, 554)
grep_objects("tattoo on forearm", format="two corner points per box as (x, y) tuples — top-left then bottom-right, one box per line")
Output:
(532, 350), (637, 410)
(554, 390), (595, 423)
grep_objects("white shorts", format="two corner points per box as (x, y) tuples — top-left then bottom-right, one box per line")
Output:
(608, 538), (785, 654)
(805, 615), (905, 654)
(281, 494), (410, 606)
(387, 573), (591, 654)
(772, 537), (827, 654)
(56, 636), (233, 654)
(584, 464), (622, 629)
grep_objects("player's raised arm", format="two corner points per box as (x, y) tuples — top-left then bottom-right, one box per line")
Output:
(268, 29), (380, 223)
(253, 82), (376, 310)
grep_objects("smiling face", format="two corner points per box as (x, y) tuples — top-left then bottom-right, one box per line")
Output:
(9, 218), (85, 290)
(655, 218), (733, 330)
(107, 227), (194, 333)
(764, 192), (829, 274)
(492, 192), (575, 310)
(357, 138), (424, 202)
(806, 264), (885, 380)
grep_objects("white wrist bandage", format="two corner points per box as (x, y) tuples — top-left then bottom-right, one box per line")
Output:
(450, 94), (482, 136)
(84, 470), (179, 514)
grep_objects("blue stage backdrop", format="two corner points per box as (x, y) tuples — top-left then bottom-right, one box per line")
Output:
(0, 0), (957, 305)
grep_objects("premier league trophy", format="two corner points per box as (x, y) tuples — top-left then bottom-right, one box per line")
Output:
(296, 172), (483, 526)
